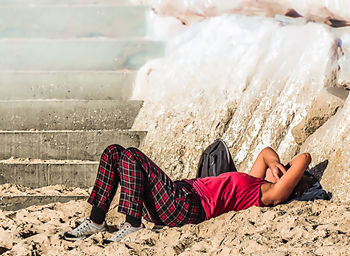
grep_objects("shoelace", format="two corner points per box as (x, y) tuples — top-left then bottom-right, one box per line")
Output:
(108, 223), (130, 241)
(117, 222), (125, 229)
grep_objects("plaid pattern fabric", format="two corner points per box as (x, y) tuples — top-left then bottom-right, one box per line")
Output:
(118, 147), (204, 227)
(88, 144), (125, 212)
(88, 144), (204, 227)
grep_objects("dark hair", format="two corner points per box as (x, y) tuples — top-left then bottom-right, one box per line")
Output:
(292, 174), (314, 197)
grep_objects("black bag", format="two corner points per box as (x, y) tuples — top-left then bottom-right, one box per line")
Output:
(196, 139), (237, 178)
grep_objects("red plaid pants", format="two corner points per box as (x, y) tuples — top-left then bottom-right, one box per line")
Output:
(88, 145), (205, 227)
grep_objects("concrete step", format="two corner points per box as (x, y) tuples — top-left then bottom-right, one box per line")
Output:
(0, 71), (136, 100)
(0, 130), (146, 160)
(0, 5), (149, 38)
(1, 0), (135, 6)
(0, 39), (164, 70)
(0, 159), (98, 188)
(0, 100), (143, 130)
(0, 195), (89, 211)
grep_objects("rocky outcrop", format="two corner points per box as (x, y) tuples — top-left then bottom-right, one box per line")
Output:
(132, 13), (349, 200)
(300, 94), (350, 201)
(291, 88), (347, 145)
(143, 0), (350, 27)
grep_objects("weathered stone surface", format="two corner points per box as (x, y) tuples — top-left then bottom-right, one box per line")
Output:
(291, 88), (347, 145)
(0, 0), (153, 190)
(0, 39), (164, 70)
(147, 0), (350, 26)
(336, 28), (350, 90)
(132, 15), (350, 202)
(0, 195), (88, 211)
(0, 130), (146, 160)
(0, 0), (134, 5)
(0, 100), (143, 130)
(132, 17), (340, 179)
(0, 71), (136, 100)
(0, 160), (98, 188)
(300, 95), (350, 201)
(0, 5), (149, 38)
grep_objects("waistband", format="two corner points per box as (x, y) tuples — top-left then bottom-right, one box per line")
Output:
(178, 180), (206, 223)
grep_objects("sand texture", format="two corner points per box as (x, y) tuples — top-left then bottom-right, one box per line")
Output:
(0, 188), (349, 256)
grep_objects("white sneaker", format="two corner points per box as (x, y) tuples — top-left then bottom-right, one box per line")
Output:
(103, 222), (145, 244)
(63, 218), (107, 241)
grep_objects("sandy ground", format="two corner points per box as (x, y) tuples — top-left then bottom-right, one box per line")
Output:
(0, 185), (349, 256)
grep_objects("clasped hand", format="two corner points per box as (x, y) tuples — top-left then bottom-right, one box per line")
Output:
(267, 162), (287, 182)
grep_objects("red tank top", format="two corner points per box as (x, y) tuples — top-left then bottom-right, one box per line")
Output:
(185, 172), (267, 220)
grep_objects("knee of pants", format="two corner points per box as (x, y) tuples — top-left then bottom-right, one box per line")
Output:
(120, 147), (145, 169)
(119, 148), (143, 178)
(120, 147), (141, 161)
(102, 144), (125, 155)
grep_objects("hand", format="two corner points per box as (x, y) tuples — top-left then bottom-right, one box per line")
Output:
(268, 163), (287, 182)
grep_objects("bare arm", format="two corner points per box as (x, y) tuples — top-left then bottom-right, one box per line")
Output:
(260, 153), (311, 206)
(249, 147), (286, 181)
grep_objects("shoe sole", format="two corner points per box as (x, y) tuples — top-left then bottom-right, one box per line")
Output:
(62, 235), (87, 241)
(62, 227), (108, 242)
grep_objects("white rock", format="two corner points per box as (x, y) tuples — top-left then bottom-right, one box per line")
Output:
(144, 0), (350, 26)
(132, 15), (347, 178)
(300, 95), (350, 202)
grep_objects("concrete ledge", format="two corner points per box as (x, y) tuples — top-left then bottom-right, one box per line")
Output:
(0, 100), (143, 130)
(0, 39), (164, 70)
(0, 195), (89, 211)
(0, 0), (133, 5)
(0, 160), (98, 188)
(0, 71), (136, 100)
(0, 5), (149, 38)
(0, 130), (146, 160)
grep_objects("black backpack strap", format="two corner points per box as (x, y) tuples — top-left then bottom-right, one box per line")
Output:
(196, 154), (204, 178)
(197, 153), (210, 178)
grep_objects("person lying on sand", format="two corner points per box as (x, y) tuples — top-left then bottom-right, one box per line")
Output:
(63, 145), (311, 243)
